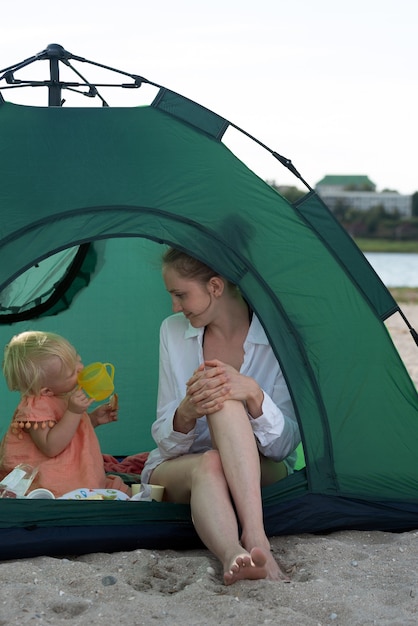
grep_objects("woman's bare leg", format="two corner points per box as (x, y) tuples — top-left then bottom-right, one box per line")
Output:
(207, 400), (287, 583)
(151, 450), (265, 582)
(151, 400), (288, 584)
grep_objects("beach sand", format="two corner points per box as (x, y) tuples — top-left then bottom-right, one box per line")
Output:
(1, 305), (417, 626)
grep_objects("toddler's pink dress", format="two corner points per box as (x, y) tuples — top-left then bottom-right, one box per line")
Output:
(0, 395), (128, 497)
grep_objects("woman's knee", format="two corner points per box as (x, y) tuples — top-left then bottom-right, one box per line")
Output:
(192, 449), (223, 481)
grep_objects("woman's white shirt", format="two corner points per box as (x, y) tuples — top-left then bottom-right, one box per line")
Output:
(141, 313), (300, 483)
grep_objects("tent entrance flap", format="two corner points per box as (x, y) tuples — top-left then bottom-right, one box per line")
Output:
(0, 244), (96, 322)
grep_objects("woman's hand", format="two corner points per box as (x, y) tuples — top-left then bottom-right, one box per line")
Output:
(188, 360), (264, 418)
(89, 402), (118, 428)
(174, 359), (264, 434)
(186, 362), (230, 414)
(173, 363), (228, 433)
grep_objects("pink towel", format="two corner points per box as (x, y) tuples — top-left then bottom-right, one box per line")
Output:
(103, 452), (148, 475)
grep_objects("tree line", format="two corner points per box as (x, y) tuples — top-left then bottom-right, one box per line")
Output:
(270, 183), (418, 241)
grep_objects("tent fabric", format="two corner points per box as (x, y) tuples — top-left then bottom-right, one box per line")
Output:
(0, 91), (417, 559)
(0, 244), (95, 320)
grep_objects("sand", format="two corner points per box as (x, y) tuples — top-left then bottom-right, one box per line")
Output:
(1, 304), (417, 626)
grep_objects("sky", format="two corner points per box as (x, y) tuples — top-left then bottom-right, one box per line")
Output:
(1, 0), (417, 195)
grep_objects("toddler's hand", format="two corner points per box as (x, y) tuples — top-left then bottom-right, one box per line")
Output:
(89, 402), (118, 427)
(68, 388), (94, 414)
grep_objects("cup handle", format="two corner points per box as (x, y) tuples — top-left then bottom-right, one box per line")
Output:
(104, 363), (115, 382)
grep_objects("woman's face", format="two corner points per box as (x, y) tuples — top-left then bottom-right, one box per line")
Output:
(163, 266), (215, 327)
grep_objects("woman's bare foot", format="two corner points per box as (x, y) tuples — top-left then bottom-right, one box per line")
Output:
(223, 547), (290, 585)
(223, 547), (268, 585)
(265, 549), (290, 582)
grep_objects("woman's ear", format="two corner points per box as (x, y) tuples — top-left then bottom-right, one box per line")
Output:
(208, 276), (225, 297)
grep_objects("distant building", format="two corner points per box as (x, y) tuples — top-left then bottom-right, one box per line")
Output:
(317, 175), (376, 194)
(316, 175), (412, 217)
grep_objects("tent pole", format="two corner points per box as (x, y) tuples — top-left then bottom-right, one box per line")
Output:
(46, 43), (64, 107)
(397, 309), (418, 348)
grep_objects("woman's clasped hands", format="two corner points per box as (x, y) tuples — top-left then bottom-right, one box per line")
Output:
(186, 359), (262, 417)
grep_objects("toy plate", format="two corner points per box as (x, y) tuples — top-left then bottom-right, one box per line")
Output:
(58, 488), (129, 501)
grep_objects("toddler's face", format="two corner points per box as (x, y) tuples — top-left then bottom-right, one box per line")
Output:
(44, 354), (84, 396)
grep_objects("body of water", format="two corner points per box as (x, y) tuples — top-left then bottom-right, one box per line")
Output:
(364, 252), (418, 287)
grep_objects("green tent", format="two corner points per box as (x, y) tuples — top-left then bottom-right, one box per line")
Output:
(0, 47), (417, 559)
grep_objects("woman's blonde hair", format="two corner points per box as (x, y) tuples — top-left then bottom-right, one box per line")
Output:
(3, 331), (78, 396)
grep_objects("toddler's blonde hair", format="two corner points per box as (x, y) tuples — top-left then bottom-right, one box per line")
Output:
(3, 331), (78, 396)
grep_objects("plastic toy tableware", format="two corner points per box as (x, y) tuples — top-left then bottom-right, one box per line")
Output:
(26, 488), (55, 499)
(58, 488), (129, 500)
(77, 362), (115, 401)
(0, 463), (38, 497)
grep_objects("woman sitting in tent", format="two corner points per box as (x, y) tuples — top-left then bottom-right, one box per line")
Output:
(141, 248), (300, 585)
